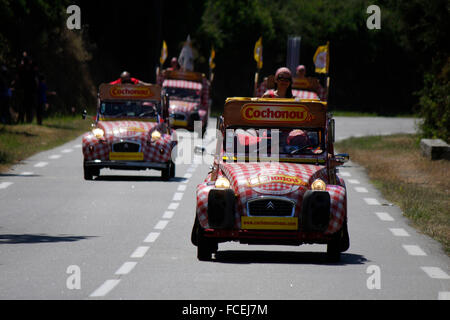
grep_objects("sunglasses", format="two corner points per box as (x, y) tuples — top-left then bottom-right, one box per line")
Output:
(277, 76), (291, 82)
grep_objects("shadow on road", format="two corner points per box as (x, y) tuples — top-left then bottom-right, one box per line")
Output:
(93, 175), (187, 183)
(214, 250), (368, 266)
(0, 173), (41, 177)
(0, 234), (95, 244)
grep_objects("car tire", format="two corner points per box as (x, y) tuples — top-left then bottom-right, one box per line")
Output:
(169, 161), (175, 178)
(196, 220), (217, 261)
(83, 164), (93, 180)
(161, 162), (172, 181)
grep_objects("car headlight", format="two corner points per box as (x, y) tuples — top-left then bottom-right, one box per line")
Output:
(92, 128), (104, 139)
(311, 179), (327, 191)
(215, 177), (231, 189)
(151, 130), (162, 142)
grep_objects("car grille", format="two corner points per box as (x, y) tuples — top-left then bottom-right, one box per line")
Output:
(247, 198), (295, 217)
(112, 141), (141, 152)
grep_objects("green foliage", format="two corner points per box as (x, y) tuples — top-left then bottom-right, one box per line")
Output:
(417, 70), (450, 143)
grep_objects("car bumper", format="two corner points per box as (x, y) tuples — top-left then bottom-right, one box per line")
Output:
(84, 160), (170, 171)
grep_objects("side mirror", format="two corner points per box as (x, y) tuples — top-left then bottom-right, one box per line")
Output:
(335, 153), (350, 163)
(329, 118), (335, 143)
(82, 109), (87, 120)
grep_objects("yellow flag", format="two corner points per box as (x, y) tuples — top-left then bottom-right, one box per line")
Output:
(313, 41), (329, 74)
(254, 37), (263, 69)
(160, 40), (168, 65)
(209, 47), (216, 70)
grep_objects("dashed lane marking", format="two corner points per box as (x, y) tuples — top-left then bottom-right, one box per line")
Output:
(144, 232), (160, 243)
(389, 228), (410, 237)
(0, 182), (13, 189)
(355, 187), (369, 193)
(438, 292), (450, 300)
(375, 212), (394, 221)
(347, 179), (360, 184)
(115, 262), (137, 275)
(402, 245), (427, 256)
(130, 246), (150, 259)
(90, 279), (121, 297)
(48, 155), (61, 159)
(163, 211), (174, 219)
(168, 202), (179, 210)
(364, 198), (381, 205)
(154, 220), (169, 230)
(173, 192), (184, 201)
(421, 267), (450, 279)
(34, 162), (48, 168)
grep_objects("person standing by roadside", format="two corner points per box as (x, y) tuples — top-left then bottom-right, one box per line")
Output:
(0, 65), (13, 124)
(17, 52), (38, 123)
(36, 74), (56, 125)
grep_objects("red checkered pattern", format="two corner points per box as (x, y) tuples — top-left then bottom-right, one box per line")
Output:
(82, 121), (176, 163)
(163, 79), (202, 90)
(292, 89), (320, 100)
(196, 162), (347, 234)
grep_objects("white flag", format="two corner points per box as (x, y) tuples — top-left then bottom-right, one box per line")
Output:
(178, 35), (194, 71)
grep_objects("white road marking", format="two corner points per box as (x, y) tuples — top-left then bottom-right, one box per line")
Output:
(0, 182), (13, 189)
(347, 179), (360, 184)
(183, 173), (192, 179)
(389, 228), (410, 237)
(402, 245), (427, 256)
(115, 261), (137, 275)
(131, 246), (150, 258)
(73, 144), (82, 148)
(90, 279), (121, 297)
(173, 192), (184, 201)
(34, 162), (48, 168)
(364, 198), (381, 205)
(375, 212), (394, 221)
(48, 155), (61, 160)
(19, 172), (34, 176)
(177, 185), (187, 192)
(438, 292), (450, 300)
(339, 172), (351, 177)
(421, 267), (450, 279)
(61, 149), (73, 153)
(187, 167), (196, 173)
(355, 187), (369, 193)
(163, 211), (174, 219)
(168, 202), (179, 210)
(154, 220), (169, 230)
(144, 232), (160, 243)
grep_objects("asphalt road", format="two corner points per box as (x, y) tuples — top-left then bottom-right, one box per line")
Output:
(0, 116), (449, 301)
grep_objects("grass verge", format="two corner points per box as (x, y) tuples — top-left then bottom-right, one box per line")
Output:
(336, 134), (450, 255)
(0, 116), (92, 173)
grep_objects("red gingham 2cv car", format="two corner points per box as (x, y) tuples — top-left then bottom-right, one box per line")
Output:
(82, 83), (176, 180)
(191, 97), (350, 261)
(160, 70), (210, 135)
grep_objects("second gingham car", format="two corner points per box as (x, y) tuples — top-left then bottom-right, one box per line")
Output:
(82, 83), (177, 180)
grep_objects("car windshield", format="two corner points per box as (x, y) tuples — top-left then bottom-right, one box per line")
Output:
(162, 87), (201, 102)
(99, 101), (158, 119)
(222, 127), (325, 161)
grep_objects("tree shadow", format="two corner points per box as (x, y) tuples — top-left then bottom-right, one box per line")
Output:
(213, 249), (368, 266)
(0, 234), (95, 244)
(94, 175), (187, 183)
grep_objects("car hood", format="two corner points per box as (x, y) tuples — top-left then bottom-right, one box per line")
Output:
(220, 162), (329, 198)
(97, 120), (159, 140)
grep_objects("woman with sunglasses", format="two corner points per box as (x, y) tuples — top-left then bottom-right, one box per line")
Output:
(262, 67), (293, 98)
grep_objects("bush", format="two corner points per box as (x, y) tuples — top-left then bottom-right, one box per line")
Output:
(417, 67), (450, 143)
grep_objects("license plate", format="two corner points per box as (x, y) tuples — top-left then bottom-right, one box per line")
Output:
(109, 152), (144, 161)
(241, 217), (298, 230)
